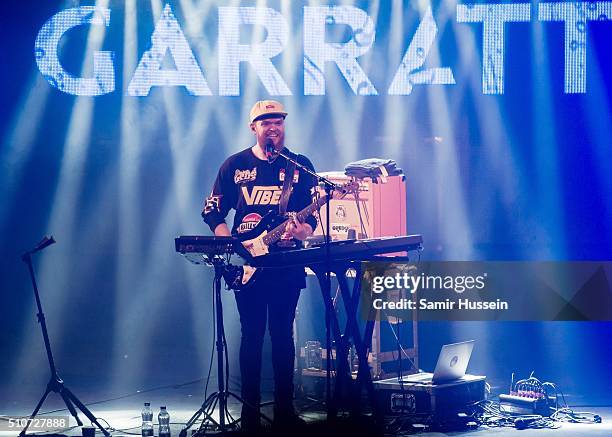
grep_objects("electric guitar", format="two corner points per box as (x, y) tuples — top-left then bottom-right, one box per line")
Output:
(224, 182), (357, 289)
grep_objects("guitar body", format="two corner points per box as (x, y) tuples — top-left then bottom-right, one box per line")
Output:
(222, 264), (259, 290)
(224, 182), (356, 290)
(225, 211), (286, 290)
(233, 211), (283, 259)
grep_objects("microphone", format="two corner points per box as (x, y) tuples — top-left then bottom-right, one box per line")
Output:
(32, 235), (56, 253)
(264, 139), (277, 163)
(22, 235), (56, 259)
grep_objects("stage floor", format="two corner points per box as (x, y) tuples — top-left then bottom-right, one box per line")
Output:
(1, 392), (610, 437)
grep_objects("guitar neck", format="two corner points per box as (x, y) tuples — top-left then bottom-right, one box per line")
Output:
(262, 196), (327, 245)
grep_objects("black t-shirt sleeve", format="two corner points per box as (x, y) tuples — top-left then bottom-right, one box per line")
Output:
(202, 159), (237, 233)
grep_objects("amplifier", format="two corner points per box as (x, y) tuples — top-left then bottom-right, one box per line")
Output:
(313, 173), (406, 240)
(373, 375), (486, 418)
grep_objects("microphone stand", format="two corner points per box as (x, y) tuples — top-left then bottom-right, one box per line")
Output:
(20, 236), (111, 437)
(274, 148), (340, 419)
(273, 149), (336, 190)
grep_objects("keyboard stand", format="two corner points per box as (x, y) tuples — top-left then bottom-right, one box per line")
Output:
(309, 259), (381, 421)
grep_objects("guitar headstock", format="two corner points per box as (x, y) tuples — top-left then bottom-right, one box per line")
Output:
(313, 179), (360, 207)
(335, 179), (360, 198)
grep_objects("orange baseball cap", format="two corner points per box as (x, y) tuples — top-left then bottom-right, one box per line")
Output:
(249, 100), (288, 124)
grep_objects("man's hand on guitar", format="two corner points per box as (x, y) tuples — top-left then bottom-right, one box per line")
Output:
(284, 214), (312, 241)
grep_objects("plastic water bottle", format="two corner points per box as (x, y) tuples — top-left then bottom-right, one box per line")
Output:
(158, 406), (171, 437)
(141, 403), (153, 437)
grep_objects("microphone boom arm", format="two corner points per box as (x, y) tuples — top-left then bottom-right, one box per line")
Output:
(276, 149), (341, 193)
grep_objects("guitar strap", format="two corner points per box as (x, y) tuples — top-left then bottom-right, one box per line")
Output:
(278, 157), (297, 216)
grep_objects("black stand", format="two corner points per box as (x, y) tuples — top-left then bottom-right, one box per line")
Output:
(275, 148), (338, 418)
(322, 183), (335, 419)
(20, 237), (111, 437)
(275, 148), (381, 419)
(180, 260), (271, 436)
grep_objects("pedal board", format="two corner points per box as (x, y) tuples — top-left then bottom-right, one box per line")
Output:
(499, 393), (554, 416)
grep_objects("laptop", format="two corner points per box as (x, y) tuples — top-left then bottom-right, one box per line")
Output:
(402, 340), (475, 385)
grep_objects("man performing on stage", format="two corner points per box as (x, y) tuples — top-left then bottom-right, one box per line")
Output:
(202, 100), (317, 431)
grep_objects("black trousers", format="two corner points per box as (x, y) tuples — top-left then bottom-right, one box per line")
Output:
(233, 270), (302, 421)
